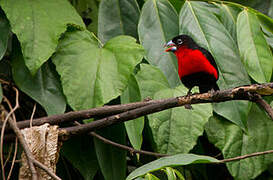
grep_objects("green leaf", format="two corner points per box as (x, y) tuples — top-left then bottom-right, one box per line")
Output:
(94, 124), (126, 180)
(12, 39), (66, 115)
(52, 31), (144, 110)
(206, 104), (273, 180)
(256, 10), (273, 35)
(136, 64), (212, 154)
(237, 10), (273, 83)
(138, 0), (180, 88)
(103, 36), (145, 85)
(0, 0), (85, 74)
(149, 85), (212, 154)
(214, 3), (241, 40)
(126, 154), (219, 180)
(144, 173), (160, 180)
(0, 9), (10, 60)
(121, 75), (144, 150)
(168, 0), (185, 13)
(165, 167), (176, 180)
(231, 0), (272, 16)
(98, 0), (140, 44)
(135, 64), (170, 99)
(179, 1), (251, 130)
(173, 169), (185, 180)
(61, 135), (99, 180)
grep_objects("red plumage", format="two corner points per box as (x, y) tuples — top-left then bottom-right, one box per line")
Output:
(165, 35), (219, 94)
(174, 48), (218, 80)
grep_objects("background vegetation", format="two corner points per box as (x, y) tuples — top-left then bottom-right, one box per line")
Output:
(1, 0), (273, 179)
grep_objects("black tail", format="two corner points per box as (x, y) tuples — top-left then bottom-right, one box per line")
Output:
(199, 83), (219, 93)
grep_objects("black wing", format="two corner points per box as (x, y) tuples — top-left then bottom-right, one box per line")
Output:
(197, 47), (219, 80)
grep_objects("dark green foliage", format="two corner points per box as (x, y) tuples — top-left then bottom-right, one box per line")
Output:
(1, 0), (273, 179)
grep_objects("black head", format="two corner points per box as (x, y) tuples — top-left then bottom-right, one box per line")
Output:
(165, 35), (196, 52)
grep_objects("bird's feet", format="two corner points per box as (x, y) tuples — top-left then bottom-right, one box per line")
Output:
(185, 89), (193, 110)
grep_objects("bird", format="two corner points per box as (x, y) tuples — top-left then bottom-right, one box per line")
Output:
(165, 35), (219, 96)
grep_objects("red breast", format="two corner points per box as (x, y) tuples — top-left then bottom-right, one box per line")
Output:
(174, 47), (218, 80)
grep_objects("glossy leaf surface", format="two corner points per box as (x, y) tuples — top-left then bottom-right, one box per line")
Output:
(237, 10), (273, 83)
(52, 31), (144, 110)
(138, 0), (180, 87)
(127, 153), (218, 180)
(98, 0), (140, 44)
(12, 40), (66, 115)
(1, 0), (85, 74)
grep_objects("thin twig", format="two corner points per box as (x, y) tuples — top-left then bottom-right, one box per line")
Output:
(4, 93), (61, 180)
(30, 103), (36, 129)
(1, 88), (21, 180)
(3, 142), (13, 168)
(29, 103), (36, 151)
(7, 138), (17, 180)
(74, 122), (166, 157)
(254, 94), (273, 120)
(4, 88), (38, 180)
(91, 131), (167, 157)
(1, 103), (10, 180)
(0, 79), (12, 85)
(85, 121), (273, 163)
(32, 159), (61, 180)
(217, 149), (273, 163)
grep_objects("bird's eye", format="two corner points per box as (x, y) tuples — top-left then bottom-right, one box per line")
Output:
(177, 39), (183, 45)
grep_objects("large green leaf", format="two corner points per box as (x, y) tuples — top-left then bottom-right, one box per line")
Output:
(226, 0), (272, 16)
(121, 75), (144, 150)
(138, 0), (180, 88)
(179, 1), (251, 130)
(61, 136), (99, 180)
(206, 104), (273, 180)
(52, 31), (144, 110)
(214, 3), (241, 40)
(168, 0), (185, 13)
(12, 39), (66, 115)
(136, 64), (212, 154)
(257, 10), (273, 35)
(94, 124), (126, 180)
(0, 9), (10, 60)
(0, 0), (85, 74)
(148, 85), (212, 154)
(98, 0), (140, 44)
(237, 10), (273, 83)
(220, 1), (273, 35)
(135, 64), (170, 99)
(126, 153), (219, 180)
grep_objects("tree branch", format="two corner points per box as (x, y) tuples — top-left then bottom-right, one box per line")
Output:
(1, 99), (157, 132)
(217, 149), (273, 163)
(3, 83), (273, 141)
(253, 94), (273, 120)
(3, 102), (38, 180)
(32, 159), (61, 180)
(59, 83), (273, 139)
(74, 121), (166, 158)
